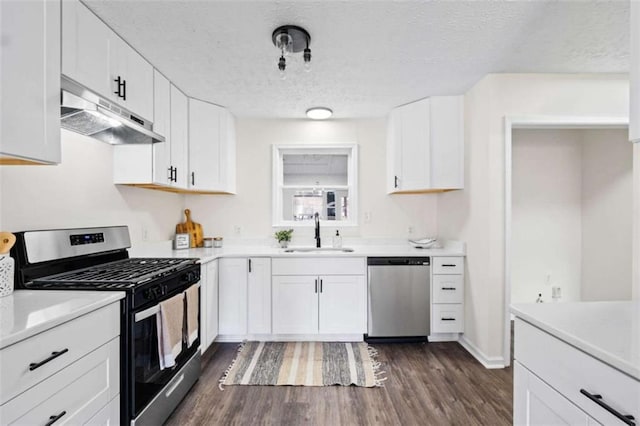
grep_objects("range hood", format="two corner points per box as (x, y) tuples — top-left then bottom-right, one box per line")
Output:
(60, 76), (165, 145)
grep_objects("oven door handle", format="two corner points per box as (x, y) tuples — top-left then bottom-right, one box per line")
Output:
(135, 305), (160, 323)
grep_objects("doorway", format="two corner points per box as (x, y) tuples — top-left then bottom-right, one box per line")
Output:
(503, 116), (630, 366)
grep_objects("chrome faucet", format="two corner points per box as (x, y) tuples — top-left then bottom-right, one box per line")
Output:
(314, 212), (321, 248)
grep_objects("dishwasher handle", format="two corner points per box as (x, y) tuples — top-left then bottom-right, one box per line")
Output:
(367, 257), (430, 266)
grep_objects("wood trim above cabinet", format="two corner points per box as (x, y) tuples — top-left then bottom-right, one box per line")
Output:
(389, 188), (459, 195)
(118, 183), (235, 195)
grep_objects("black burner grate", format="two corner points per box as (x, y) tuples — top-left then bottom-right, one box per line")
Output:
(32, 258), (195, 288)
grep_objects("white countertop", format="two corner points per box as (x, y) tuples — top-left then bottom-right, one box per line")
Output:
(511, 301), (640, 381)
(0, 290), (125, 349)
(129, 241), (466, 264)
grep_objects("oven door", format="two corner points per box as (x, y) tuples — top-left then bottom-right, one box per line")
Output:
(131, 286), (200, 420)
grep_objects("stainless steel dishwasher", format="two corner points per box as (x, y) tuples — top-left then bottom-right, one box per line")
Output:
(366, 257), (430, 341)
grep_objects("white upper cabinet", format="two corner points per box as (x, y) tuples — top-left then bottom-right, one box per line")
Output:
(631, 1), (639, 143)
(170, 85), (189, 188)
(152, 71), (171, 185)
(387, 96), (464, 193)
(114, 84), (236, 194)
(62, 0), (153, 120)
(188, 99), (237, 193)
(1, 0), (61, 165)
(61, 0), (110, 101)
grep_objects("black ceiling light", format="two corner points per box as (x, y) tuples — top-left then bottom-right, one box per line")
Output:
(272, 25), (311, 80)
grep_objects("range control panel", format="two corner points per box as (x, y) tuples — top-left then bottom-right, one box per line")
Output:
(70, 232), (105, 246)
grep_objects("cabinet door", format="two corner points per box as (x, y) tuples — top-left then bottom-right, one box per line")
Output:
(116, 36), (154, 121)
(188, 99), (222, 191)
(153, 71), (172, 185)
(399, 98), (430, 191)
(386, 108), (403, 192)
(219, 110), (237, 193)
(514, 361), (592, 426)
(631, 2), (640, 142)
(430, 96), (464, 189)
(204, 260), (219, 350)
(1, 0), (61, 164)
(272, 276), (318, 334)
(170, 85), (189, 189)
(199, 262), (209, 353)
(318, 275), (366, 334)
(247, 258), (271, 334)
(218, 258), (247, 335)
(61, 0), (110, 100)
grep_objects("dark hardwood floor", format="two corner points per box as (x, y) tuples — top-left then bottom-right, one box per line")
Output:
(166, 341), (513, 425)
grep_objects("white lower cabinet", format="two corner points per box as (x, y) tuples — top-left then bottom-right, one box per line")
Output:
(514, 361), (597, 426)
(0, 302), (121, 425)
(430, 256), (464, 338)
(514, 318), (639, 426)
(200, 259), (219, 354)
(318, 275), (367, 334)
(219, 258), (248, 336)
(272, 275), (366, 335)
(271, 257), (367, 336)
(247, 258), (272, 334)
(272, 276), (319, 334)
(218, 257), (271, 338)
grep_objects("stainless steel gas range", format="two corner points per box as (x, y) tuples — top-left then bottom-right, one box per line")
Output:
(11, 226), (201, 425)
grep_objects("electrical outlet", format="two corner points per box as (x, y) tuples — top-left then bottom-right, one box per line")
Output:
(552, 286), (562, 300)
(408, 226), (414, 235)
(233, 225), (241, 235)
(364, 211), (372, 224)
(141, 226), (149, 241)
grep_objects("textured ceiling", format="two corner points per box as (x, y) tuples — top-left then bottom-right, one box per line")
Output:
(83, 1), (629, 119)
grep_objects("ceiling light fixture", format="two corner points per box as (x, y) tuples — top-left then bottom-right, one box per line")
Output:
(272, 25), (311, 80)
(306, 107), (332, 120)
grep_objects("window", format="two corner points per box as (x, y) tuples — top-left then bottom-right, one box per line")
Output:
(272, 144), (358, 227)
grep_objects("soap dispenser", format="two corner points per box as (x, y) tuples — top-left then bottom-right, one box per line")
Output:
(332, 230), (342, 248)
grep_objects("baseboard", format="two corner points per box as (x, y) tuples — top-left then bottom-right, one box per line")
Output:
(428, 333), (460, 342)
(458, 335), (506, 369)
(215, 334), (365, 343)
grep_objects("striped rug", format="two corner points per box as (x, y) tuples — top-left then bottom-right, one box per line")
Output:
(219, 342), (385, 388)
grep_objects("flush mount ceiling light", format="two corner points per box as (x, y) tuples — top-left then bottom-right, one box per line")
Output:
(306, 107), (332, 120)
(272, 25), (311, 80)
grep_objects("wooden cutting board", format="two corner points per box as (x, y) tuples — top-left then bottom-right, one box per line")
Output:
(176, 209), (203, 248)
(0, 232), (16, 255)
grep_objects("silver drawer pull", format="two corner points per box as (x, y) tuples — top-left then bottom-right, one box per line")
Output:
(135, 305), (160, 322)
(166, 373), (185, 397)
(580, 389), (636, 425)
(441, 317), (456, 321)
(441, 264), (457, 267)
(441, 287), (456, 290)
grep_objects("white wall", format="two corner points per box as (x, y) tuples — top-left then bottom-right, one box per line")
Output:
(185, 118), (438, 244)
(437, 74), (630, 364)
(511, 130), (583, 304)
(581, 129), (633, 301)
(511, 128), (633, 305)
(0, 130), (184, 243)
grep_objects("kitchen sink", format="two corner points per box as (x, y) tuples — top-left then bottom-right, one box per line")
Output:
(283, 247), (355, 253)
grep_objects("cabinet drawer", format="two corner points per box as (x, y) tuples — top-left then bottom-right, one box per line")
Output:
(432, 257), (463, 274)
(1, 337), (119, 425)
(431, 304), (464, 333)
(272, 257), (366, 276)
(432, 275), (463, 303)
(86, 395), (119, 426)
(515, 319), (640, 425)
(0, 302), (119, 404)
